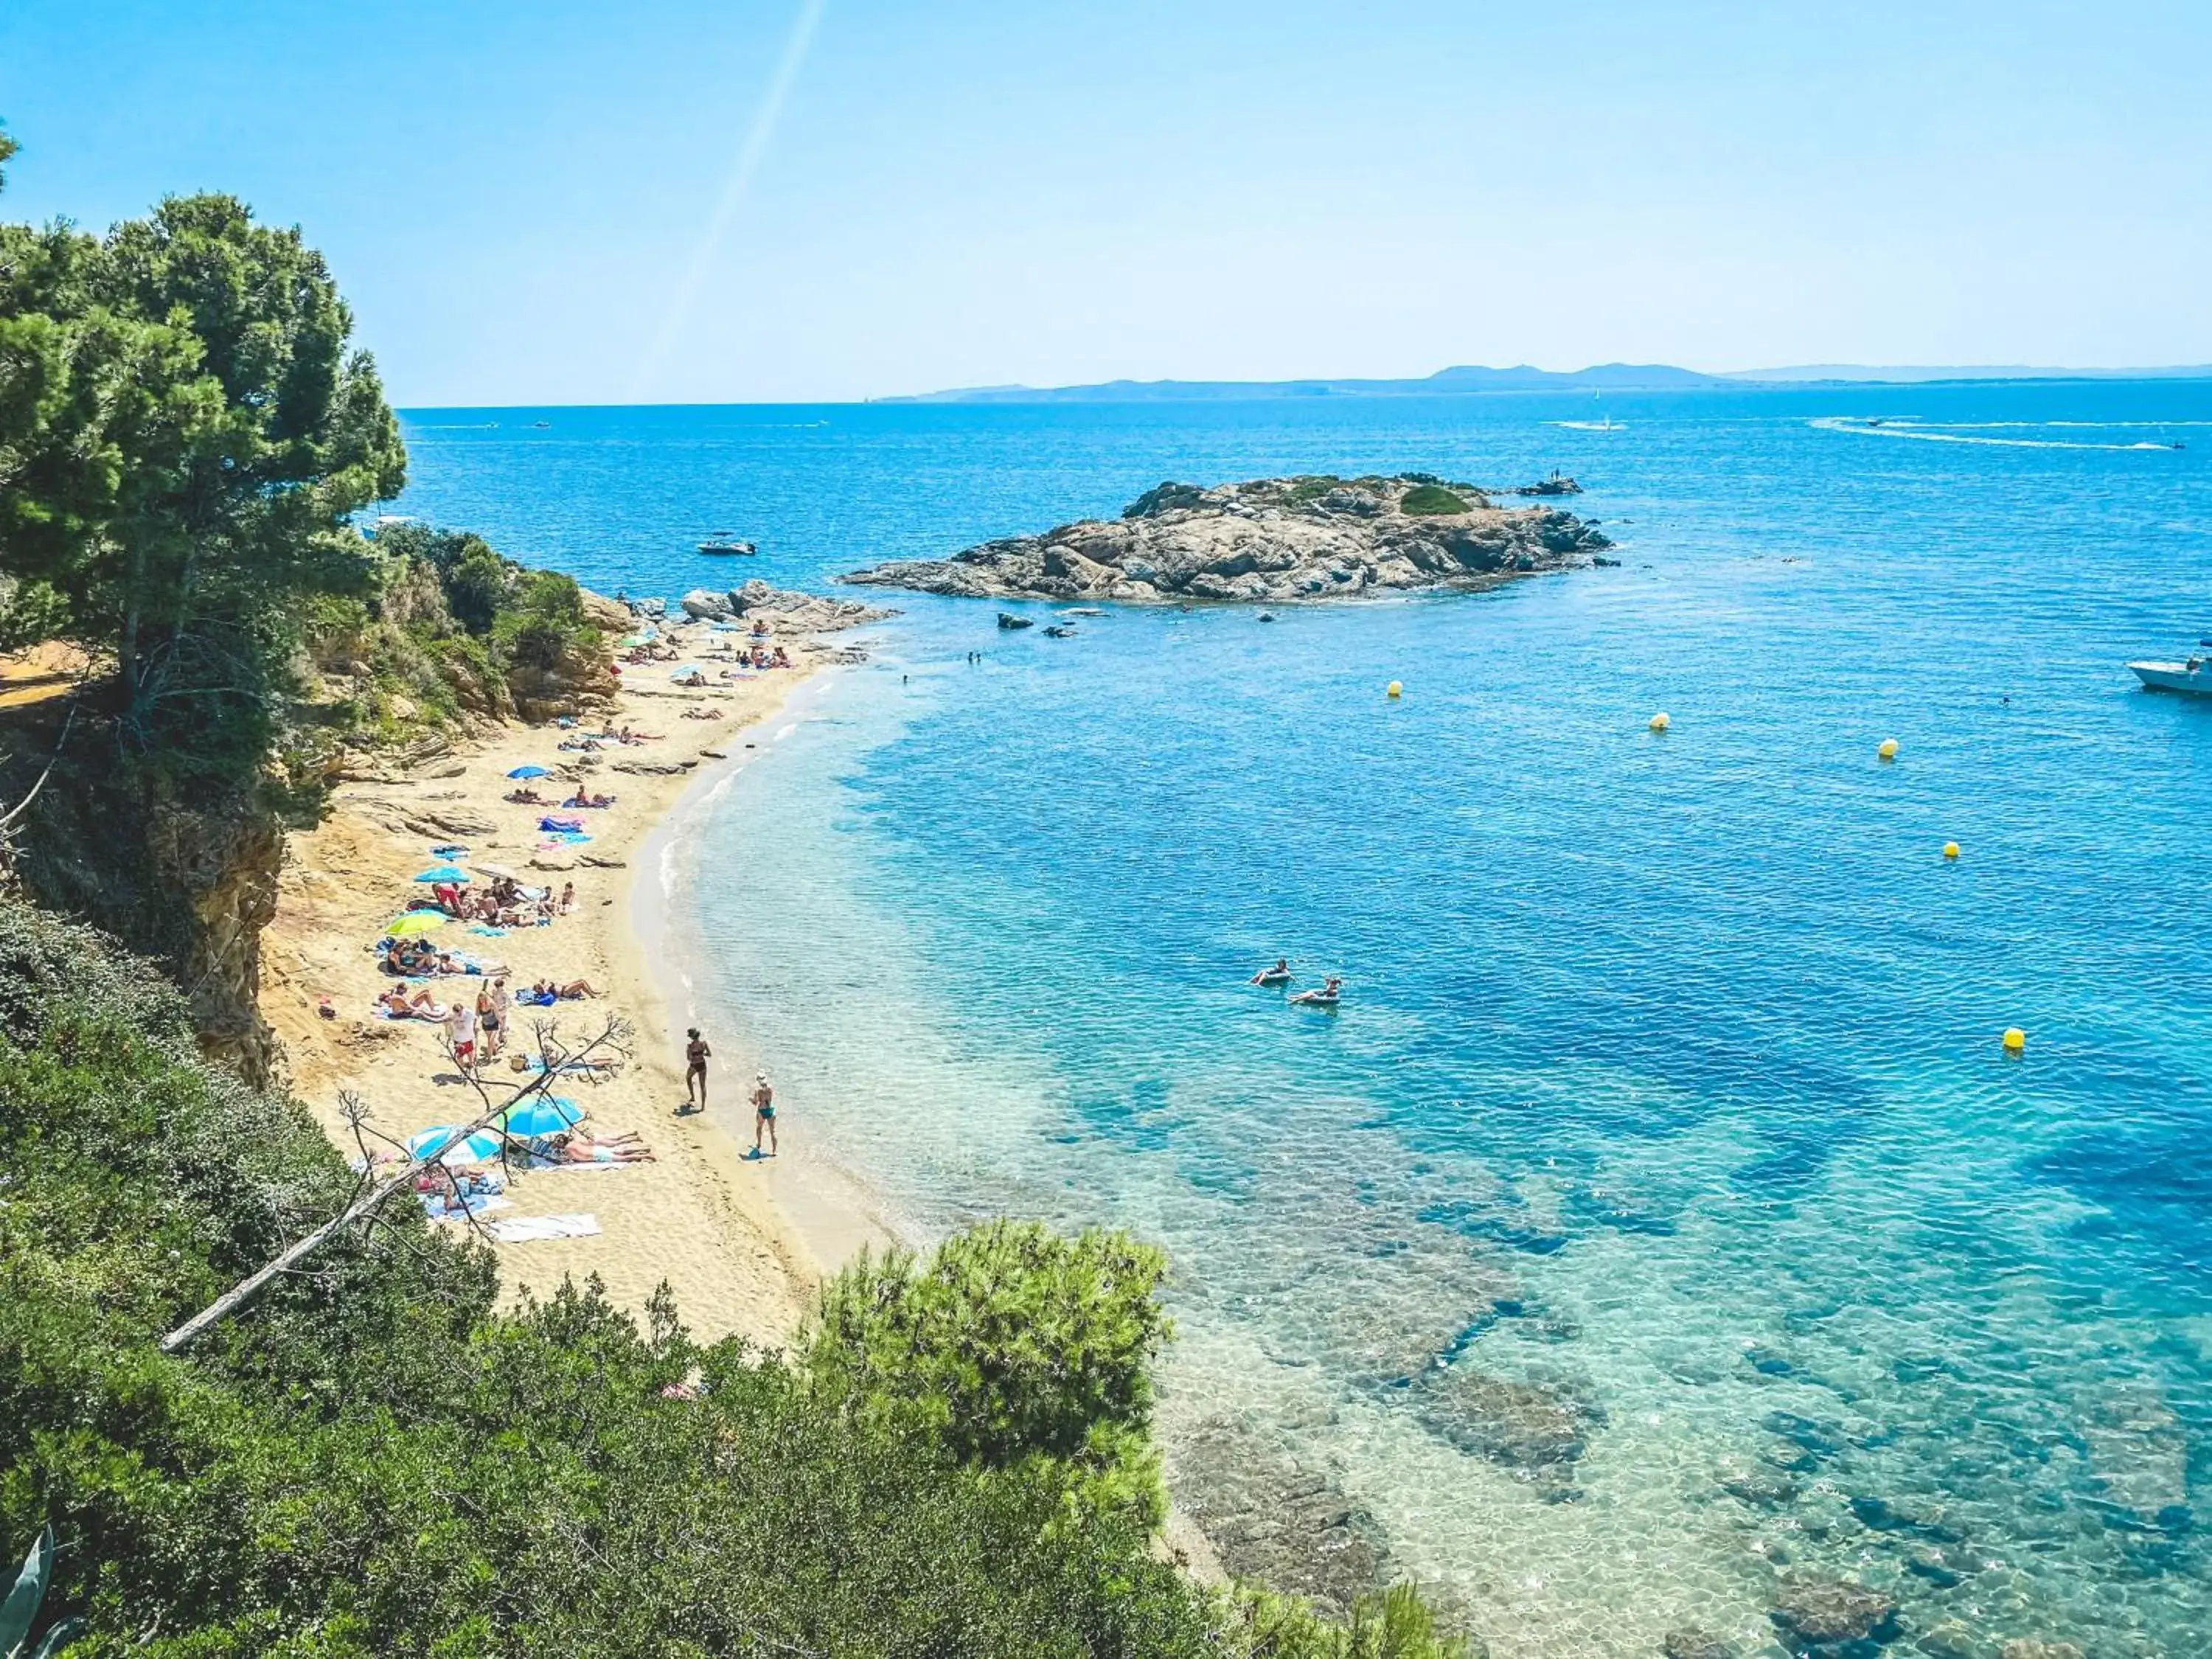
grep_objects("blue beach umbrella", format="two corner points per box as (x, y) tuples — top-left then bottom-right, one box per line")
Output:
(406, 1127), (504, 1165)
(507, 764), (551, 779)
(500, 1096), (585, 1139)
(414, 865), (470, 883)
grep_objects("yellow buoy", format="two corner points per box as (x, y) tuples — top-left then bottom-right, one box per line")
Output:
(2001, 1026), (2026, 1054)
(1942, 841), (1960, 860)
(1877, 738), (1899, 762)
(1386, 681), (1402, 699)
(1649, 712), (1670, 732)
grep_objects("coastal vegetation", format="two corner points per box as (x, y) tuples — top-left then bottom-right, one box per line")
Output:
(1397, 484), (1471, 516)
(0, 900), (1463, 1656)
(300, 521), (616, 744)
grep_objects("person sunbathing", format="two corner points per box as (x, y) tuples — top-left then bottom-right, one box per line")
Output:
(561, 792), (616, 809)
(543, 1132), (655, 1164)
(378, 986), (446, 1019)
(416, 1166), (503, 1196)
(504, 787), (548, 804)
(770, 646), (791, 668)
(683, 706), (720, 720)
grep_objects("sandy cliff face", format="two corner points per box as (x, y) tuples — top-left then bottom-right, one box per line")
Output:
(843, 474), (1613, 605)
(1, 734), (288, 1087)
(144, 792), (287, 1086)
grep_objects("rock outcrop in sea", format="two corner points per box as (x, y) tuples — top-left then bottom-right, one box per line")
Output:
(841, 473), (1612, 605)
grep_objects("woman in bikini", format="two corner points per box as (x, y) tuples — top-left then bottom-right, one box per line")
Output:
(682, 1028), (710, 1114)
(751, 1071), (777, 1157)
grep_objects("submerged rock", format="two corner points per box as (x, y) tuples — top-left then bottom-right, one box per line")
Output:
(844, 473), (1611, 605)
(1768, 1576), (1899, 1654)
(1719, 1464), (1801, 1508)
(1662, 1631), (1738, 1659)
(1166, 1416), (1385, 1617)
(1415, 1367), (1598, 1470)
(1997, 1643), (2084, 1659)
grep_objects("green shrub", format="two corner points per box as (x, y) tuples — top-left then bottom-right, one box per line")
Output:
(804, 1221), (1173, 1524)
(1398, 484), (1470, 516)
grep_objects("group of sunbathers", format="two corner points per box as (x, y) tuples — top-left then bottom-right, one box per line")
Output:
(703, 644), (792, 671)
(415, 876), (565, 928)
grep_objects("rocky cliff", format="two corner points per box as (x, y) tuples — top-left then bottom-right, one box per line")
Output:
(842, 474), (1613, 605)
(0, 717), (288, 1087)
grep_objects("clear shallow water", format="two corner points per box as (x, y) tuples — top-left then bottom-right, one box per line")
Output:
(400, 386), (2212, 1658)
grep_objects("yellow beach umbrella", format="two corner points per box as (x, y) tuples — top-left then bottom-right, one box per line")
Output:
(386, 912), (448, 937)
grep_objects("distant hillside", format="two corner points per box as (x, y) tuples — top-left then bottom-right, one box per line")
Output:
(884, 361), (2212, 402)
(1725, 364), (2212, 384)
(883, 363), (1730, 403)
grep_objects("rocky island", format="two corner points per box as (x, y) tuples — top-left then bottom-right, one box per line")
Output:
(842, 473), (1613, 605)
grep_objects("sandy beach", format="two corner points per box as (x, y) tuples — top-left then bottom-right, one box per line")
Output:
(262, 615), (877, 1346)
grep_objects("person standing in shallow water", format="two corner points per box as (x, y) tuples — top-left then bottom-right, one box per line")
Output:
(751, 1071), (777, 1157)
(681, 1027), (710, 1114)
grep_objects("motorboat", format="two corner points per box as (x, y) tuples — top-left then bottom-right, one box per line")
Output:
(698, 534), (757, 556)
(2129, 649), (2212, 694)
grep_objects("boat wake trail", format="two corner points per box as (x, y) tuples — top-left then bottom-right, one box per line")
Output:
(1810, 417), (2185, 451)
(1550, 420), (1627, 431)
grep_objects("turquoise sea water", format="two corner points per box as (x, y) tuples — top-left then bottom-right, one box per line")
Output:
(399, 386), (2212, 1658)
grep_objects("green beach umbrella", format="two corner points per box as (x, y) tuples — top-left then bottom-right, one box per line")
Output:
(386, 913), (448, 936)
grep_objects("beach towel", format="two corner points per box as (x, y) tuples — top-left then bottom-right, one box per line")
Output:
(422, 1194), (512, 1222)
(488, 1212), (601, 1244)
(539, 815), (584, 832)
(529, 1156), (622, 1172)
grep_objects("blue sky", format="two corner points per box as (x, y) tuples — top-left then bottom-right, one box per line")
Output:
(2, 1), (2207, 404)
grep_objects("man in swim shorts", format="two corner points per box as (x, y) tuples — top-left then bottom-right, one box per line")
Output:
(682, 1028), (710, 1114)
(751, 1071), (776, 1157)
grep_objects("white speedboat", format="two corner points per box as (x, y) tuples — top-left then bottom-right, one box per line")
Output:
(2129, 653), (2212, 695)
(697, 533), (757, 556)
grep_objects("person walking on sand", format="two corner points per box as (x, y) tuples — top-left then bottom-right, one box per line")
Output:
(682, 1027), (710, 1114)
(447, 995), (479, 1074)
(751, 1071), (777, 1157)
